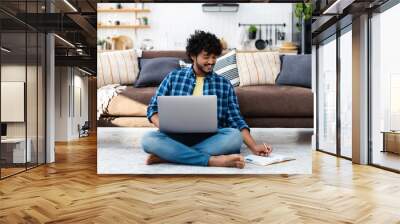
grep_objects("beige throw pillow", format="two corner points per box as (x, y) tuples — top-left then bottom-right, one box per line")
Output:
(97, 49), (139, 88)
(236, 51), (280, 86)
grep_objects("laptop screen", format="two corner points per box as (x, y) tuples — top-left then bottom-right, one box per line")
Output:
(1, 123), (7, 137)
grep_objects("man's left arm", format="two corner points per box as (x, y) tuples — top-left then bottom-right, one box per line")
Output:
(226, 85), (272, 156)
(241, 128), (272, 156)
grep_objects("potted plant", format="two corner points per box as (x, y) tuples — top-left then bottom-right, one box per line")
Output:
(294, 2), (313, 54)
(248, 25), (257, 40)
(142, 17), (148, 25)
(97, 39), (105, 50)
(294, 2), (313, 31)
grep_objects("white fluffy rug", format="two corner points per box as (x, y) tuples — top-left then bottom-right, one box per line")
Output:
(97, 128), (312, 174)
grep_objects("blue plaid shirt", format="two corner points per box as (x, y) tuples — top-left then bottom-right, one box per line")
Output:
(147, 66), (249, 131)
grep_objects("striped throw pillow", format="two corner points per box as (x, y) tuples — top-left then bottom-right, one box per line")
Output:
(213, 50), (240, 87)
(236, 51), (280, 87)
(97, 49), (140, 88)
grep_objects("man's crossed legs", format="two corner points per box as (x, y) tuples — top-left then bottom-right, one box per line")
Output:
(141, 128), (245, 168)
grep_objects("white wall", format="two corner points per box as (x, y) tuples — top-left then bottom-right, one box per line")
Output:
(98, 3), (293, 50)
(71, 73), (89, 138)
(1, 65), (40, 137)
(1, 66), (26, 140)
(1, 64), (46, 164)
(55, 66), (68, 141)
(55, 67), (89, 141)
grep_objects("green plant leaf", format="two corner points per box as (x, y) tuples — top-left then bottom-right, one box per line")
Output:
(294, 3), (304, 19)
(248, 25), (257, 33)
(303, 3), (313, 20)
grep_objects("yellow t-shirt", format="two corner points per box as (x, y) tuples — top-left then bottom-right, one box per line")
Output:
(192, 76), (205, 96)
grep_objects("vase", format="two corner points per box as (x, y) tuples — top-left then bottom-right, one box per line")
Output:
(248, 32), (256, 40)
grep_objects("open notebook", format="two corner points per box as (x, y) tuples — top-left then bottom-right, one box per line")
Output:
(244, 154), (295, 166)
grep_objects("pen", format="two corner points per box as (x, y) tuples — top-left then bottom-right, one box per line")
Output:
(263, 143), (270, 156)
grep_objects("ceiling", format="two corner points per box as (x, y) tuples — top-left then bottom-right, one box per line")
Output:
(311, 0), (391, 43)
(1, 0), (97, 74)
(0, 0), (96, 13)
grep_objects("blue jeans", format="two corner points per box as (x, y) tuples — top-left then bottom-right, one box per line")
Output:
(141, 128), (243, 166)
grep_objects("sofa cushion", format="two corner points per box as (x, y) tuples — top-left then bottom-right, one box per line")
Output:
(97, 49), (140, 88)
(276, 54), (311, 88)
(213, 50), (240, 87)
(134, 57), (180, 87)
(106, 86), (156, 116)
(234, 85), (313, 117)
(236, 51), (281, 86)
(106, 85), (313, 118)
(97, 116), (313, 128)
(245, 117), (313, 128)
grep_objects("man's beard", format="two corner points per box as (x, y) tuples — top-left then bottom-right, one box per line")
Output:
(195, 61), (214, 74)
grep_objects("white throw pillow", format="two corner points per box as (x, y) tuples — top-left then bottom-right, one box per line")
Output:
(236, 51), (281, 86)
(97, 49), (140, 88)
(179, 60), (192, 68)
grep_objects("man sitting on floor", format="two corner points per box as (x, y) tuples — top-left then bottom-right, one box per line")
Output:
(141, 30), (272, 169)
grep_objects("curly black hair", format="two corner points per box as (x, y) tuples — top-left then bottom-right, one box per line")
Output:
(186, 30), (222, 63)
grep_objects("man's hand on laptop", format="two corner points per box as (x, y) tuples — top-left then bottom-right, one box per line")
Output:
(250, 143), (272, 157)
(150, 113), (160, 129)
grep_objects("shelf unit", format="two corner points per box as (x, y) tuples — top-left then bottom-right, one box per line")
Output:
(97, 8), (151, 13)
(97, 25), (150, 29)
(97, 7), (151, 34)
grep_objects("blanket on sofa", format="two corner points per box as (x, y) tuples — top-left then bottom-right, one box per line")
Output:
(97, 84), (127, 119)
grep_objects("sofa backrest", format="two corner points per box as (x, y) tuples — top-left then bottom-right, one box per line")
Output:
(141, 50), (229, 62)
(141, 51), (190, 62)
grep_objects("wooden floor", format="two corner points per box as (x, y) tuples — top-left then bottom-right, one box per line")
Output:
(373, 150), (400, 171)
(1, 167), (26, 178)
(1, 134), (400, 224)
(1, 163), (45, 178)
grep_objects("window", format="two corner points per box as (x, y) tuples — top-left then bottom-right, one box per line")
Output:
(0, 1), (47, 179)
(339, 28), (352, 158)
(316, 25), (353, 159)
(317, 37), (337, 154)
(370, 3), (400, 171)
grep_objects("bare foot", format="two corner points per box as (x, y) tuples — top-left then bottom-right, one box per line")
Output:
(146, 154), (166, 165)
(208, 154), (245, 169)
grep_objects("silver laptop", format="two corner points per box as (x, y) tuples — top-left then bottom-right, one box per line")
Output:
(158, 95), (218, 133)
